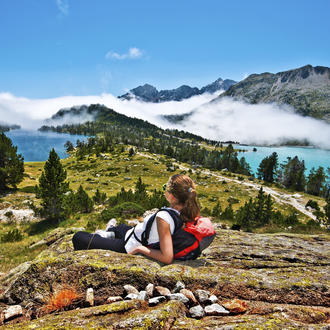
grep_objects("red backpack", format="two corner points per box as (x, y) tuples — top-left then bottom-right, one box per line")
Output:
(139, 208), (216, 260)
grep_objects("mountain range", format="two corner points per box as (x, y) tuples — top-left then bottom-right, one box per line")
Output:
(216, 65), (330, 121)
(118, 78), (236, 102)
(163, 65), (330, 123)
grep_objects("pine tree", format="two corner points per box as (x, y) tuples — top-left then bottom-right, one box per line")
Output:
(324, 198), (330, 226)
(212, 201), (222, 218)
(306, 167), (326, 196)
(257, 152), (278, 183)
(0, 133), (24, 191)
(75, 185), (94, 213)
(93, 188), (107, 204)
(235, 198), (255, 231)
(36, 148), (69, 222)
(279, 156), (306, 191)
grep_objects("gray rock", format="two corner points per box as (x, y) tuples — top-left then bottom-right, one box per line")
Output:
(167, 293), (189, 304)
(204, 303), (230, 316)
(124, 284), (139, 295)
(149, 296), (166, 306)
(145, 283), (154, 297)
(189, 305), (205, 319)
(155, 286), (171, 296)
(107, 296), (123, 303)
(195, 289), (210, 303)
(173, 280), (185, 293)
(125, 293), (139, 300)
(208, 294), (218, 304)
(137, 290), (148, 301)
(3, 305), (23, 320)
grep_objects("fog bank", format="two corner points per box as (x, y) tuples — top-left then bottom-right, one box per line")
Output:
(1, 91), (329, 149)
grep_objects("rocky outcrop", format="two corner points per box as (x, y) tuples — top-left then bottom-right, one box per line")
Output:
(0, 228), (329, 328)
(118, 78), (237, 102)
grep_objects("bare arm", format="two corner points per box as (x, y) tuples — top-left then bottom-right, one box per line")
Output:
(127, 217), (174, 264)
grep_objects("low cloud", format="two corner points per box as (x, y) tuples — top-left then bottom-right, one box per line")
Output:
(56, 0), (69, 16)
(179, 97), (330, 149)
(105, 47), (143, 60)
(1, 91), (329, 149)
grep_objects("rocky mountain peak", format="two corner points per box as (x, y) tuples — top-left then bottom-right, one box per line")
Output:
(119, 77), (236, 102)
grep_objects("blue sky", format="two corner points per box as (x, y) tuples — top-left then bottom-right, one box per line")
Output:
(1, 0), (329, 98)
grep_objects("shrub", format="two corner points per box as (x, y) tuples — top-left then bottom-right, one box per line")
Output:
(86, 219), (102, 232)
(221, 204), (234, 220)
(227, 197), (240, 204)
(305, 199), (320, 211)
(1, 228), (23, 242)
(100, 202), (144, 222)
(93, 189), (107, 204)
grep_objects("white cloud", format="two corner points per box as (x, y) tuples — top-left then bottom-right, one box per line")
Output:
(105, 47), (143, 60)
(1, 91), (329, 149)
(56, 0), (69, 16)
(179, 97), (330, 149)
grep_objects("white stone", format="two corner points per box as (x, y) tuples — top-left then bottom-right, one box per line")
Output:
(173, 281), (185, 293)
(208, 295), (218, 304)
(167, 293), (189, 304)
(148, 296), (166, 306)
(107, 296), (123, 303)
(189, 305), (204, 319)
(195, 289), (210, 303)
(146, 283), (154, 297)
(86, 288), (94, 306)
(125, 293), (139, 300)
(204, 303), (230, 316)
(137, 291), (148, 301)
(4, 305), (23, 320)
(124, 284), (139, 295)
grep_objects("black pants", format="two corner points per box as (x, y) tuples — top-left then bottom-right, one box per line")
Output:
(72, 224), (132, 253)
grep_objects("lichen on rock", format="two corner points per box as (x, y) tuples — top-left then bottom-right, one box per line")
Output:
(0, 227), (329, 328)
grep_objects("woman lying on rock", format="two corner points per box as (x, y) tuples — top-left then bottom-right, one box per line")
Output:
(72, 174), (215, 264)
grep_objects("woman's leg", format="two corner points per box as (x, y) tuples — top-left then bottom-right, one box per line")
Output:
(72, 231), (126, 252)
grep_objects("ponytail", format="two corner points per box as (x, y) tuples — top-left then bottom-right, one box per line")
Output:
(167, 174), (200, 222)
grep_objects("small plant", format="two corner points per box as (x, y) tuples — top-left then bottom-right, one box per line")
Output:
(43, 288), (79, 314)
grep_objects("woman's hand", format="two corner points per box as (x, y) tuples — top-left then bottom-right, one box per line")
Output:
(127, 246), (149, 255)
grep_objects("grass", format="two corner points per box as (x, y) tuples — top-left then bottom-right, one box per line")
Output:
(0, 145), (328, 274)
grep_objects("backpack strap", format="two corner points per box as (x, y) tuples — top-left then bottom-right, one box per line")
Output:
(140, 208), (183, 246)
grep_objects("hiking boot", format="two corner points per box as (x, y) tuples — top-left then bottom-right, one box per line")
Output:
(106, 218), (117, 231)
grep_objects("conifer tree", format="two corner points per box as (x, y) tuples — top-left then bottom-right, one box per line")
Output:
(0, 133), (24, 191)
(279, 156), (306, 191)
(93, 188), (107, 204)
(257, 152), (278, 183)
(75, 185), (94, 213)
(306, 167), (326, 196)
(212, 201), (222, 218)
(36, 148), (69, 222)
(324, 198), (330, 226)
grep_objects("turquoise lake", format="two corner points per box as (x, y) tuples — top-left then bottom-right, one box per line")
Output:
(5, 130), (330, 175)
(236, 144), (330, 175)
(6, 130), (89, 162)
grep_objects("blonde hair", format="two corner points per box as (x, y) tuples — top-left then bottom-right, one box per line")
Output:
(167, 174), (200, 222)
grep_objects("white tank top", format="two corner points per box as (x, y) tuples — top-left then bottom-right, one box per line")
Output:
(124, 207), (178, 253)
